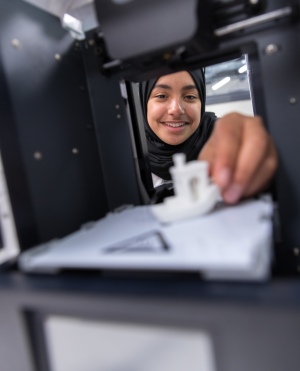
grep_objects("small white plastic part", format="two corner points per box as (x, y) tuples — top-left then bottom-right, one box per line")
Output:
(151, 153), (221, 223)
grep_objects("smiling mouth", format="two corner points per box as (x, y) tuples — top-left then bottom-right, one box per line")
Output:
(164, 122), (188, 128)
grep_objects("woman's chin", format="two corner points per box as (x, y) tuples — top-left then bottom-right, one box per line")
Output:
(161, 135), (187, 146)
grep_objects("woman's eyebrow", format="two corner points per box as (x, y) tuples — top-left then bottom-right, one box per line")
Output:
(182, 84), (198, 91)
(153, 84), (171, 90)
(153, 84), (197, 90)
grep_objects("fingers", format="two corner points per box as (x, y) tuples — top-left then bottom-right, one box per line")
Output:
(240, 138), (278, 197)
(199, 112), (278, 204)
(210, 114), (243, 188)
(220, 114), (269, 202)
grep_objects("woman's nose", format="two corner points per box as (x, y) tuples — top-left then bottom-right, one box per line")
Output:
(168, 99), (185, 115)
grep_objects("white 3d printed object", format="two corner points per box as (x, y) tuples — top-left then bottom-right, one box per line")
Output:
(151, 153), (221, 223)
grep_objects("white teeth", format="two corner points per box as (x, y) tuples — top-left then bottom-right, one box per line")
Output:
(165, 122), (186, 128)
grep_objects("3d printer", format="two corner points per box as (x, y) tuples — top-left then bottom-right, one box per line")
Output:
(0, 0), (300, 275)
(2, 2), (300, 370)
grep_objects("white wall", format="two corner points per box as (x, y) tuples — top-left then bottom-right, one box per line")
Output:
(206, 99), (253, 118)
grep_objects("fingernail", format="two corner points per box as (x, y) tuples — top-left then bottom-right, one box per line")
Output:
(217, 168), (231, 188)
(224, 184), (243, 204)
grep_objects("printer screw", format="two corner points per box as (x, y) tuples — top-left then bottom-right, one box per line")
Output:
(54, 53), (61, 61)
(289, 97), (297, 104)
(33, 151), (43, 160)
(265, 44), (279, 55)
(72, 148), (79, 154)
(11, 38), (21, 49)
(293, 247), (300, 256)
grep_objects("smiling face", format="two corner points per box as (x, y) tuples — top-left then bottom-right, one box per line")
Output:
(147, 71), (202, 145)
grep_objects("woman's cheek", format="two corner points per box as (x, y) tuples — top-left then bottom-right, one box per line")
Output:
(148, 103), (165, 123)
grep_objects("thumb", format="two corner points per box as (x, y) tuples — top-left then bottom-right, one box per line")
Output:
(197, 136), (216, 173)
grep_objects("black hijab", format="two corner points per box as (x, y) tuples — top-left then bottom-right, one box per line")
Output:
(139, 69), (216, 180)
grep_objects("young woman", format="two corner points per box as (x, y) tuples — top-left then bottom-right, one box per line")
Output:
(139, 69), (277, 204)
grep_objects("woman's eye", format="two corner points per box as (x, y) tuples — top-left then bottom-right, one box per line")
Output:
(155, 94), (167, 99)
(185, 95), (197, 100)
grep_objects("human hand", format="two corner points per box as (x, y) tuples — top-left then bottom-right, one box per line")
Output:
(198, 112), (278, 204)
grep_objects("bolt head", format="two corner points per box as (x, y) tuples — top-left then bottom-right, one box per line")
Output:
(33, 152), (43, 160)
(11, 39), (20, 48)
(265, 44), (278, 55)
(294, 247), (300, 256)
